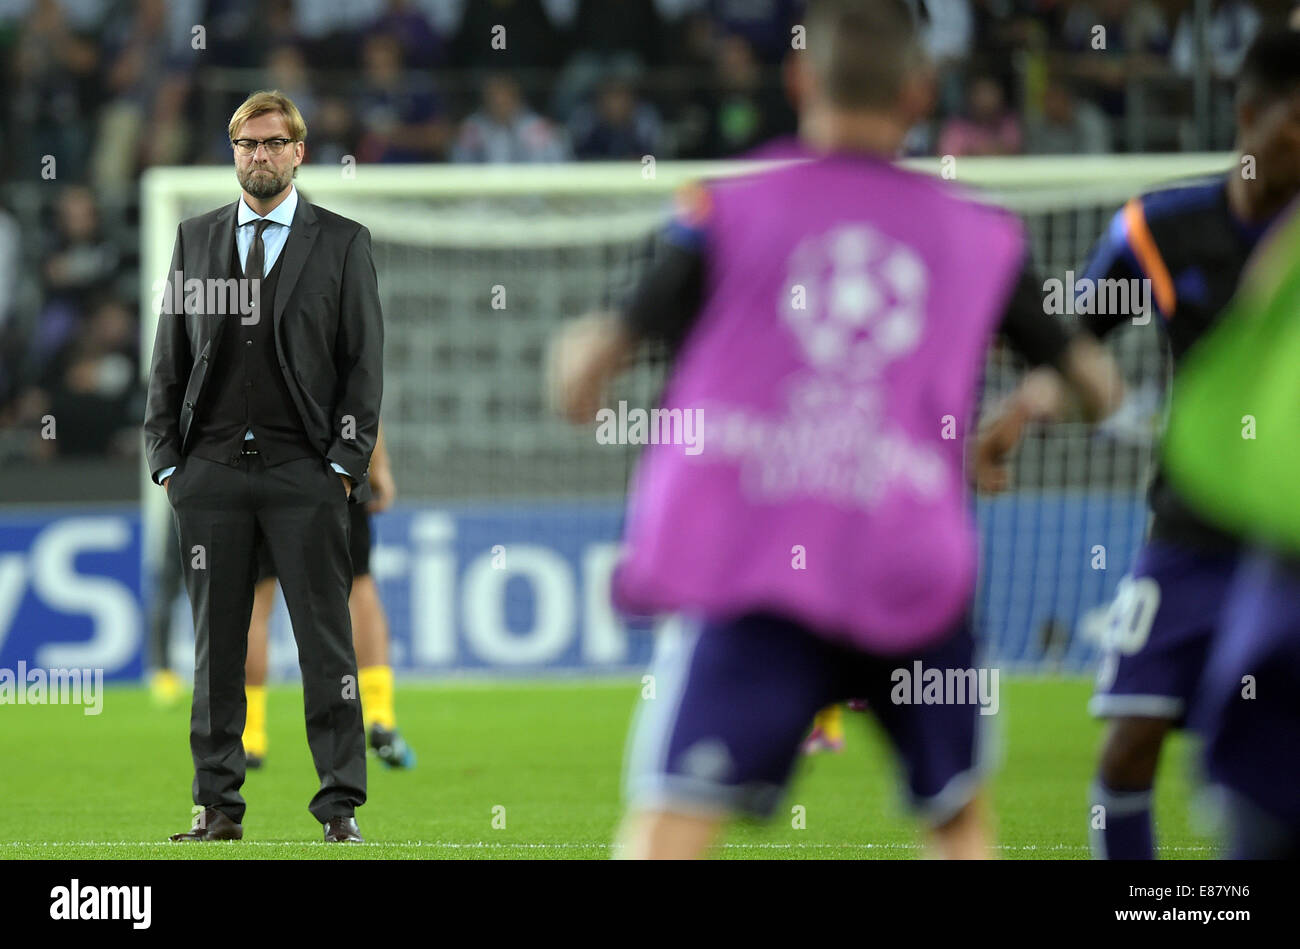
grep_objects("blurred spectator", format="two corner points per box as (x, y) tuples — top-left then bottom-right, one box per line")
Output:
(10, 0), (101, 182)
(451, 0), (564, 71)
(1170, 0), (1261, 79)
(550, 0), (663, 121)
(452, 73), (570, 162)
(659, 6), (716, 68)
(1026, 78), (1113, 153)
(21, 186), (126, 418)
(0, 203), (20, 408)
(709, 0), (802, 65)
(42, 186), (124, 315)
(91, 0), (202, 191)
(688, 33), (795, 158)
(1061, 0), (1170, 54)
(419, 0), (472, 38)
(921, 0), (974, 114)
(922, 0), (974, 64)
(568, 69), (664, 159)
(43, 297), (140, 458)
(0, 203), (17, 332)
(1059, 0), (1170, 119)
(355, 32), (450, 163)
(23, 0), (104, 30)
(290, 0), (383, 64)
(201, 0), (303, 68)
(649, 9), (715, 150)
(965, 0), (1048, 93)
(562, 0), (661, 63)
(308, 96), (362, 168)
(939, 74), (1023, 156)
(365, 0), (446, 68)
(265, 45), (319, 124)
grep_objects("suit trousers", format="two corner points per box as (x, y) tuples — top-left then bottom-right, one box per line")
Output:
(167, 450), (366, 824)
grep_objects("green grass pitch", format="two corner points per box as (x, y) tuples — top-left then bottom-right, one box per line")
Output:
(1, 677), (1213, 859)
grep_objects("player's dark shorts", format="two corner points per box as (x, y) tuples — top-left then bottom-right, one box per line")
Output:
(623, 611), (996, 825)
(1089, 541), (1237, 725)
(256, 501), (370, 581)
(1197, 551), (1300, 829)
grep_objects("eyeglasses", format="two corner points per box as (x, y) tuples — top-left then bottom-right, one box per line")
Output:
(231, 138), (295, 156)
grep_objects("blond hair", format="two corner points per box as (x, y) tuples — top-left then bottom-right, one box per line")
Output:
(228, 90), (307, 142)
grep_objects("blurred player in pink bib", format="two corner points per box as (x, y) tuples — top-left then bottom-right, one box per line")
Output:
(549, 0), (1121, 859)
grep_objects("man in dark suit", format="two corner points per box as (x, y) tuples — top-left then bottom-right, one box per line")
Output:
(144, 90), (383, 844)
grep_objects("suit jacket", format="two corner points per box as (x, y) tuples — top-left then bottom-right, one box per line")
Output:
(143, 195), (383, 505)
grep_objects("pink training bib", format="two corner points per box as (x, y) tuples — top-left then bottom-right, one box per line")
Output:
(612, 153), (1025, 653)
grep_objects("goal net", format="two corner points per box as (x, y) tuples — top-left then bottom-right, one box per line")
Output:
(141, 153), (1232, 675)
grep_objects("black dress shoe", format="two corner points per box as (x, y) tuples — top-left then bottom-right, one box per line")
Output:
(323, 816), (363, 843)
(170, 807), (243, 841)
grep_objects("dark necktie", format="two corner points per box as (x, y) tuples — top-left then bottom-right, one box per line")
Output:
(246, 218), (272, 279)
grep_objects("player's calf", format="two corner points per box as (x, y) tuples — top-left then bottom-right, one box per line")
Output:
(929, 792), (992, 860)
(1097, 716), (1169, 790)
(1090, 717), (1170, 860)
(614, 809), (725, 860)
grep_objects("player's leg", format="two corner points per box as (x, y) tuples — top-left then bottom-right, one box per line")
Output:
(932, 792), (993, 860)
(347, 507), (415, 768)
(242, 544), (277, 768)
(354, 575), (416, 768)
(615, 811), (725, 860)
(1090, 716), (1170, 860)
(617, 613), (840, 859)
(148, 517), (187, 706)
(856, 617), (997, 860)
(1087, 542), (1235, 859)
(351, 576), (388, 669)
(245, 578), (275, 690)
(1200, 551), (1300, 858)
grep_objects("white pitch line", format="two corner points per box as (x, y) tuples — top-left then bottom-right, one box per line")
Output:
(2, 841), (1217, 853)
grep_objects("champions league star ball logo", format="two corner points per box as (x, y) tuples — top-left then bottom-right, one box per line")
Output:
(780, 224), (928, 378)
(697, 223), (943, 510)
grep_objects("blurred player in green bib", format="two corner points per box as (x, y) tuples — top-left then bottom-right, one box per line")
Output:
(1164, 200), (1300, 858)
(1164, 205), (1300, 550)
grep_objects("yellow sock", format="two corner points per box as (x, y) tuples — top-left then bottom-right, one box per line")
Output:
(358, 665), (396, 731)
(814, 704), (844, 742)
(244, 684), (268, 757)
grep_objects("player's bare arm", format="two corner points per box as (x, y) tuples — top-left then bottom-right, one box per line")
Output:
(546, 312), (637, 425)
(367, 420), (396, 512)
(973, 339), (1124, 495)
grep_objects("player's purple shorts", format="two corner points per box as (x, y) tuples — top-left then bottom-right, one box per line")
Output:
(1089, 541), (1238, 725)
(1197, 551), (1300, 829)
(623, 611), (995, 825)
